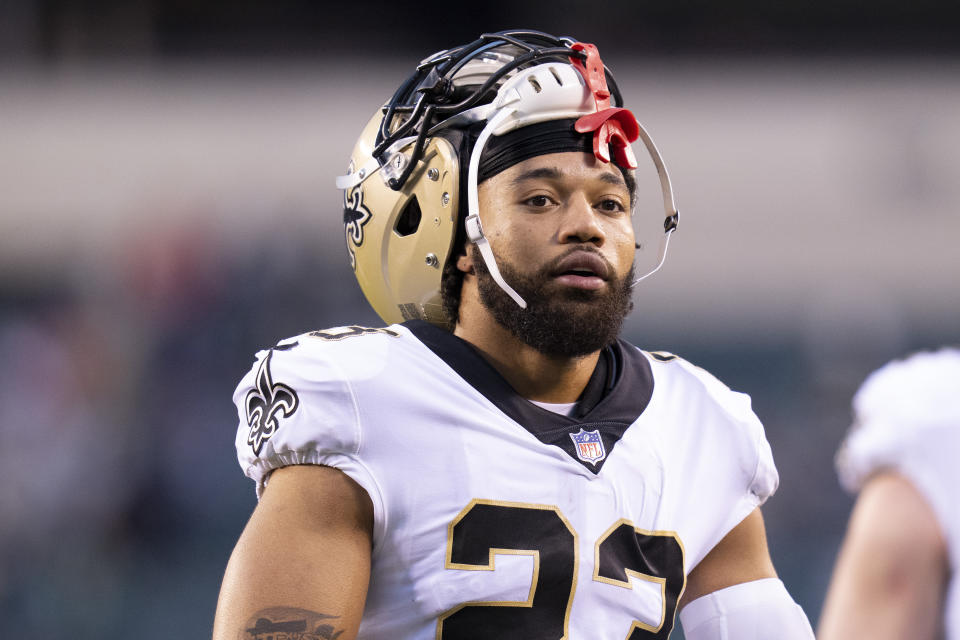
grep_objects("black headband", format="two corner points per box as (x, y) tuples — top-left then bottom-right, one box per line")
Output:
(477, 119), (593, 183)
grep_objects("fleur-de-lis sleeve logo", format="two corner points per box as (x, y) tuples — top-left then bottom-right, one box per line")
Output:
(245, 351), (299, 456)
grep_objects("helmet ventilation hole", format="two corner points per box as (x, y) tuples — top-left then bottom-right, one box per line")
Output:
(395, 196), (422, 236)
(528, 76), (542, 93)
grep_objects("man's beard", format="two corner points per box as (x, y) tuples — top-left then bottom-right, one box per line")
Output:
(472, 245), (634, 358)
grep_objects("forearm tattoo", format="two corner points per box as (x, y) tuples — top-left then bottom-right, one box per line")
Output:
(241, 607), (345, 640)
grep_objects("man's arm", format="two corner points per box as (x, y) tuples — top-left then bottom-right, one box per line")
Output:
(679, 507), (777, 607)
(212, 464), (374, 640)
(677, 507), (814, 639)
(818, 472), (949, 640)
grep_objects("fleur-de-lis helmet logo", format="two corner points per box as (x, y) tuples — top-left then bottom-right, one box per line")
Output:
(245, 351), (299, 456)
(343, 162), (372, 270)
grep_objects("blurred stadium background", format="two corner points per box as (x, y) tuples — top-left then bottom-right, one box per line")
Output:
(1, 1), (958, 637)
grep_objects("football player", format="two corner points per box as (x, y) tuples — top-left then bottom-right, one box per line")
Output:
(213, 30), (814, 640)
(819, 348), (959, 640)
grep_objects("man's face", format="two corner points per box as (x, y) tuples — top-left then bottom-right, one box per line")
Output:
(471, 152), (636, 358)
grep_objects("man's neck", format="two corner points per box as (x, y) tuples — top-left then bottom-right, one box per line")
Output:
(453, 302), (601, 404)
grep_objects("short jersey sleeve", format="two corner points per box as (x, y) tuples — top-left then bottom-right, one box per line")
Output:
(680, 356), (779, 507)
(837, 348), (960, 566)
(648, 353), (779, 570)
(232, 335), (380, 512)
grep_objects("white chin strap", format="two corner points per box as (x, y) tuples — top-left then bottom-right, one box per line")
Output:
(465, 107), (529, 309)
(464, 107), (679, 307)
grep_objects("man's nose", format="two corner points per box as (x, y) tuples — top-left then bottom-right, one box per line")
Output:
(558, 193), (605, 246)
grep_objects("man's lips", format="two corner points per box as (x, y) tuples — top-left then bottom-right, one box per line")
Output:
(550, 251), (611, 290)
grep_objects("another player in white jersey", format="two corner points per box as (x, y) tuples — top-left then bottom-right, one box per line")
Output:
(213, 30), (813, 640)
(819, 348), (960, 640)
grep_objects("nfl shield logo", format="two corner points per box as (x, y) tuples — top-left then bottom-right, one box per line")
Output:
(569, 428), (606, 466)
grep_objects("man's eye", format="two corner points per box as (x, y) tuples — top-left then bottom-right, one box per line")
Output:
(525, 195), (551, 207)
(598, 199), (626, 212)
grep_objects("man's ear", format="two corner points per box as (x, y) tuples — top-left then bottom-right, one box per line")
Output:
(456, 242), (475, 274)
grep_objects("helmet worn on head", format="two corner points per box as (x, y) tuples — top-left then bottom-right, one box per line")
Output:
(337, 29), (678, 327)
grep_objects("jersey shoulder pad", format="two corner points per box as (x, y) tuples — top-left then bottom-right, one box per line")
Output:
(643, 349), (779, 539)
(231, 324), (407, 494)
(838, 348), (960, 492)
(644, 349), (759, 427)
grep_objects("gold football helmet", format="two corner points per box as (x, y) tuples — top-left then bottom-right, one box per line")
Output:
(337, 29), (678, 327)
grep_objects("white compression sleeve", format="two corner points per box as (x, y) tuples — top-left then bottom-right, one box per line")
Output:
(679, 578), (814, 640)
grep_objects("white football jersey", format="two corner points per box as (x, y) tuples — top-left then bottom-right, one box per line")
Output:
(837, 348), (960, 639)
(233, 321), (779, 639)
